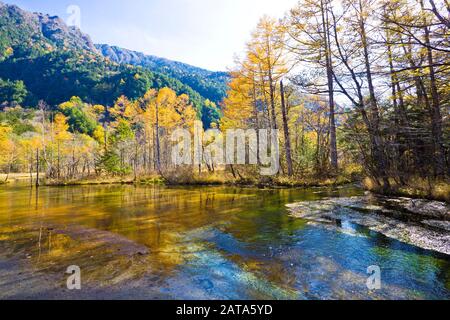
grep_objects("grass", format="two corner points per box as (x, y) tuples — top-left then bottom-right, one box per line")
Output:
(363, 176), (450, 202)
(45, 176), (136, 186)
(162, 167), (358, 188)
(137, 176), (166, 185)
(39, 173), (450, 203)
(6, 166), (361, 189)
(270, 175), (354, 188)
(163, 170), (235, 186)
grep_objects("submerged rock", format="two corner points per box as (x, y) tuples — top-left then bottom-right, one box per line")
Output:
(287, 196), (450, 255)
(421, 220), (450, 232)
(369, 195), (450, 220)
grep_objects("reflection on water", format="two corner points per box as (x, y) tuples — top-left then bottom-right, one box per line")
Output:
(0, 184), (448, 299)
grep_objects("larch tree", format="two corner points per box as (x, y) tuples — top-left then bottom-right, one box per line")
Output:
(286, 0), (339, 173)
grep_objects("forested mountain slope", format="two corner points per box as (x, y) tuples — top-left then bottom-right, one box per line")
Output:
(0, 1), (225, 125)
(96, 44), (229, 104)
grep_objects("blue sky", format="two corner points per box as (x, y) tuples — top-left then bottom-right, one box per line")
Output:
(6, 0), (299, 71)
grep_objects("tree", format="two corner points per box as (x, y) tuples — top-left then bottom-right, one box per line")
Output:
(280, 80), (294, 176)
(286, 0), (338, 172)
(247, 16), (289, 130)
(0, 79), (28, 107)
(52, 113), (70, 179)
(0, 124), (14, 180)
(59, 97), (97, 135)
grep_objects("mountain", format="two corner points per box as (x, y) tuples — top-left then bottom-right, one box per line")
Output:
(0, 1), (226, 126)
(0, 1), (96, 53)
(96, 44), (229, 104)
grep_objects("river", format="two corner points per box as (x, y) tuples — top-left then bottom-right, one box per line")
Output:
(0, 184), (448, 299)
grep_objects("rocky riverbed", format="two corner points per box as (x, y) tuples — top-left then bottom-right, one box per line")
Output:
(287, 193), (450, 255)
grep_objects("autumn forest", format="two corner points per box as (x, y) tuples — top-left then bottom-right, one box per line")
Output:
(0, 0), (449, 201)
(1, 0), (450, 303)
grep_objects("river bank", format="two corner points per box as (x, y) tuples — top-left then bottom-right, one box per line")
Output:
(2, 172), (449, 204)
(0, 175), (340, 189)
(363, 177), (450, 203)
(1, 172), (356, 188)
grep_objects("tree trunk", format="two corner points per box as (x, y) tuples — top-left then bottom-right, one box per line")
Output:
(251, 80), (261, 164)
(280, 81), (293, 176)
(266, 39), (278, 130)
(155, 104), (161, 174)
(268, 76), (277, 130)
(320, 0), (338, 173)
(36, 149), (40, 187)
(358, 0), (389, 190)
(134, 140), (138, 181)
(57, 142), (60, 180)
(420, 0), (446, 176)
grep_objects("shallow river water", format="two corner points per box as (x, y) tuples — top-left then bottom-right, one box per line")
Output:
(0, 184), (448, 299)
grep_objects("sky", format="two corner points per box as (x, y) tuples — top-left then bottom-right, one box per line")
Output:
(6, 0), (299, 71)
